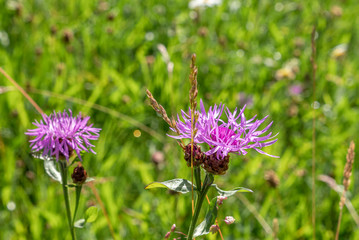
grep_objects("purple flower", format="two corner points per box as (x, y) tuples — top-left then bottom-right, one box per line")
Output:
(26, 110), (101, 161)
(289, 84), (303, 96)
(169, 100), (278, 160)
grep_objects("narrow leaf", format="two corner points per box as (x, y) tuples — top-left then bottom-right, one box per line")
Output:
(193, 197), (218, 237)
(145, 178), (196, 194)
(85, 206), (98, 223)
(212, 184), (253, 197)
(74, 219), (85, 228)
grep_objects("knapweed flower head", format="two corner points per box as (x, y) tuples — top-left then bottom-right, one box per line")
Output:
(26, 110), (101, 161)
(169, 99), (278, 174)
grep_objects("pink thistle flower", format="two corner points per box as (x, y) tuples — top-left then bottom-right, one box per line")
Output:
(169, 99), (278, 160)
(25, 110), (101, 161)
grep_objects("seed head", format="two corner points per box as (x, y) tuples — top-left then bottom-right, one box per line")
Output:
(340, 141), (355, 209)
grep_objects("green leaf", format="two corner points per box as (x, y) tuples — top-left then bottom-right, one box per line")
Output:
(193, 197), (218, 237)
(212, 184), (253, 197)
(42, 155), (62, 184)
(85, 206), (98, 223)
(74, 219), (85, 228)
(145, 178), (196, 194)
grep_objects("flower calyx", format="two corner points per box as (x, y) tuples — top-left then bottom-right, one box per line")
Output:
(184, 143), (204, 167)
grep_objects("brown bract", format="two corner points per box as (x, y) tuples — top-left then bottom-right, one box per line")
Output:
(203, 154), (230, 175)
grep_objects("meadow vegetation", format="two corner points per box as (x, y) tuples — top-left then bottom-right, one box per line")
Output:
(0, 0), (359, 239)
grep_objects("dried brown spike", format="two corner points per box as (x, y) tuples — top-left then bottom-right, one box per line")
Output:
(146, 89), (184, 148)
(340, 141), (355, 209)
(343, 141), (355, 190)
(189, 53), (198, 113)
(146, 89), (171, 125)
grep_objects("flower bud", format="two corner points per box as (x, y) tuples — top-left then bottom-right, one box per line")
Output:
(209, 224), (220, 234)
(264, 170), (280, 188)
(164, 231), (171, 239)
(71, 163), (87, 184)
(164, 224), (176, 239)
(217, 196), (227, 206)
(224, 216), (235, 225)
(184, 143), (204, 167)
(202, 154), (229, 175)
(170, 224), (176, 232)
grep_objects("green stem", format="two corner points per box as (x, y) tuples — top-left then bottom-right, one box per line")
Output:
(72, 185), (82, 226)
(59, 161), (76, 240)
(187, 173), (214, 240)
(194, 167), (201, 193)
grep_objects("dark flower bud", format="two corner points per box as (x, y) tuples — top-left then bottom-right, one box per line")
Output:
(71, 163), (87, 184)
(264, 170), (280, 188)
(107, 12), (116, 21)
(184, 143), (204, 167)
(50, 25), (57, 35)
(202, 154), (229, 175)
(62, 29), (74, 44)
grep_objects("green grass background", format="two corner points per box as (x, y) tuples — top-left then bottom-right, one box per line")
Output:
(1, 0), (359, 239)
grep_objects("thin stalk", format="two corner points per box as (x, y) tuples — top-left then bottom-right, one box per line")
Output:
(72, 185), (82, 225)
(88, 182), (117, 240)
(187, 173), (214, 240)
(59, 161), (76, 240)
(310, 26), (317, 240)
(0, 67), (44, 115)
(335, 209), (343, 240)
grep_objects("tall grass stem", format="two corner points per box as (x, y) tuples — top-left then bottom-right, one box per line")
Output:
(310, 26), (317, 240)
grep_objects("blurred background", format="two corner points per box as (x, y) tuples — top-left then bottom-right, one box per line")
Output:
(0, 0), (359, 239)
